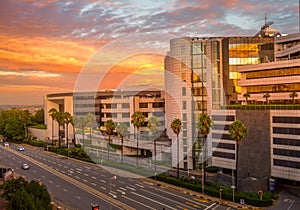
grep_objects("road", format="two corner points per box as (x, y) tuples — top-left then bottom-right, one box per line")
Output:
(1, 144), (234, 210)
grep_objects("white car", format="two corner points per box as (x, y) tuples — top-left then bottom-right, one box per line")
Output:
(17, 146), (25, 151)
(21, 163), (29, 170)
(4, 142), (9, 147)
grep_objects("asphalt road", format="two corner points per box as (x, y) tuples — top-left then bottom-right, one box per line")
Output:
(1, 144), (234, 210)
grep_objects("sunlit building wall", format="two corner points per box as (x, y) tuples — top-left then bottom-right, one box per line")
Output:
(222, 37), (274, 104)
(165, 37), (223, 170)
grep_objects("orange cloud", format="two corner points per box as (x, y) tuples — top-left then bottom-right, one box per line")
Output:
(99, 53), (165, 89)
(0, 35), (96, 72)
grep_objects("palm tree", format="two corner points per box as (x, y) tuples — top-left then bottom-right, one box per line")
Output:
(263, 92), (271, 105)
(229, 120), (247, 191)
(54, 112), (64, 147)
(73, 116), (87, 149)
(289, 90), (298, 104)
(131, 111), (146, 166)
(86, 113), (96, 145)
(104, 119), (116, 161)
(63, 112), (72, 149)
(243, 93), (250, 104)
(147, 116), (161, 178)
(104, 119), (116, 143)
(198, 113), (213, 193)
(116, 122), (128, 163)
(171, 118), (182, 178)
(48, 108), (58, 145)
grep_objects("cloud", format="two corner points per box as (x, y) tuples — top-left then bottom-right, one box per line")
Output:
(0, 0), (298, 105)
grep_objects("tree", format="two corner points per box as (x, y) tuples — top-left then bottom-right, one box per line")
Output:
(54, 111), (64, 147)
(263, 92), (271, 105)
(198, 113), (213, 193)
(171, 118), (182, 178)
(243, 93), (250, 104)
(116, 122), (128, 163)
(147, 116), (161, 178)
(131, 111), (146, 165)
(229, 120), (247, 191)
(86, 113), (96, 144)
(73, 116), (87, 148)
(289, 90), (298, 104)
(3, 118), (24, 142)
(34, 109), (44, 124)
(104, 119), (116, 143)
(48, 108), (58, 145)
(63, 112), (73, 148)
(4, 177), (51, 210)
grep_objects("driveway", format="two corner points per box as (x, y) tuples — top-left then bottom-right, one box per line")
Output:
(268, 187), (300, 210)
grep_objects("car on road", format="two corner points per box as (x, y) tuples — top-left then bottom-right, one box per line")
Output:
(4, 142), (9, 147)
(17, 146), (25, 151)
(21, 163), (29, 170)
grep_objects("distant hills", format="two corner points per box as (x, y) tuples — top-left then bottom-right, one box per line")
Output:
(0, 104), (43, 111)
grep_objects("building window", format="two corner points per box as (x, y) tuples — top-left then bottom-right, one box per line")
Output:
(183, 130), (187, 137)
(212, 151), (235, 160)
(182, 101), (186, 110)
(183, 122), (187, 129)
(183, 113), (187, 121)
(139, 103), (148, 108)
(153, 102), (164, 108)
(183, 146), (187, 153)
(182, 87), (186, 96)
(111, 103), (117, 109)
(122, 103), (130, 108)
(183, 138), (187, 145)
(181, 72), (186, 82)
(122, 113), (130, 118)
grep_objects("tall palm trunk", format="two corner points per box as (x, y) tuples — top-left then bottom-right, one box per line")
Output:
(82, 126), (85, 149)
(66, 123), (69, 149)
(177, 135), (179, 178)
(52, 119), (54, 145)
(136, 128), (139, 166)
(154, 139), (157, 179)
(235, 143), (240, 191)
(121, 136), (124, 163)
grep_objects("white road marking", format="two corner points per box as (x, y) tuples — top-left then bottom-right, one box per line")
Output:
(132, 191), (178, 210)
(126, 186), (136, 191)
(122, 195), (164, 210)
(135, 183), (144, 188)
(204, 203), (217, 210)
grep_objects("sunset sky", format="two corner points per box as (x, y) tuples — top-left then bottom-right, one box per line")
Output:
(0, 0), (298, 105)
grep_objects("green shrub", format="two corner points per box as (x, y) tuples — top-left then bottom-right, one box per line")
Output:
(206, 166), (219, 173)
(28, 139), (46, 147)
(29, 124), (47, 129)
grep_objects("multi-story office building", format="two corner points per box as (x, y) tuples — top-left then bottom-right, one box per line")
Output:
(237, 33), (300, 104)
(164, 35), (274, 170)
(44, 88), (166, 149)
(212, 33), (300, 191)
